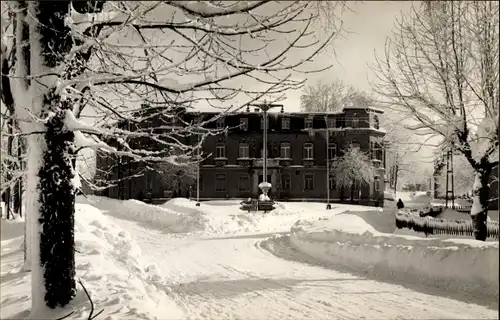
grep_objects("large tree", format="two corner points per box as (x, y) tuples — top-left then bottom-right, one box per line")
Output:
(0, 0), (343, 315)
(372, 1), (499, 240)
(331, 144), (376, 202)
(300, 79), (373, 113)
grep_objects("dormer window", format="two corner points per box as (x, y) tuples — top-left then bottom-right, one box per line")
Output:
(305, 117), (313, 129)
(281, 117), (290, 130)
(216, 117), (225, 129)
(373, 114), (380, 130)
(240, 118), (248, 131)
(352, 113), (359, 128)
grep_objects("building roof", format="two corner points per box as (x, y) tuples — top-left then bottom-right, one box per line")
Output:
(184, 106), (384, 116)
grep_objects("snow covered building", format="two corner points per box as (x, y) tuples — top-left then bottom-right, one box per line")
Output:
(95, 106), (387, 206)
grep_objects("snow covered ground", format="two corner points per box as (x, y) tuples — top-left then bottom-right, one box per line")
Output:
(1, 203), (184, 320)
(267, 214), (499, 302)
(1, 196), (498, 319)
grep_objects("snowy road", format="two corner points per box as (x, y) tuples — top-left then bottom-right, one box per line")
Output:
(109, 216), (497, 320)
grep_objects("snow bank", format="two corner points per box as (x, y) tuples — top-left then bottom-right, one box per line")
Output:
(272, 213), (499, 301)
(79, 196), (377, 236)
(163, 199), (377, 235)
(0, 203), (184, 320)
(82, 195), (208, 233)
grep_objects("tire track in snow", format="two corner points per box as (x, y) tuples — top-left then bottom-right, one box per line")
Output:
(108, 216), (498, 320)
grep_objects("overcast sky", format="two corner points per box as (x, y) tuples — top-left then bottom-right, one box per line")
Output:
(282, 1), (413, 112)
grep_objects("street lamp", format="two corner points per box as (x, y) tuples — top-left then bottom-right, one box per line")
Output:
(195, 128), (201, 206)
(324, 116), (332, 210)
(250, 102), (284, 202)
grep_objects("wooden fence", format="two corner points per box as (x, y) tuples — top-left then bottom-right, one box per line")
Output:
(395, 212), (499, 240)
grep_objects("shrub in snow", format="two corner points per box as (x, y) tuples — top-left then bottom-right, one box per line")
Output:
(395, 212), (499, 239)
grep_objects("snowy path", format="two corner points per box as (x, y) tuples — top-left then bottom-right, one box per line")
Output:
(110, 217), (497, 320)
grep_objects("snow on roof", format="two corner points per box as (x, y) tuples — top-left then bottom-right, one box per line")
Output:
(343, 105), (385, 114)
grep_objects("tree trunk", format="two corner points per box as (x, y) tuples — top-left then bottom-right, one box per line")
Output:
(394, 164), (399, 192)
(470, 167), (492, 241)
(5, 119), (13, 219)
(14, 136), (24, 216)
(26, 1), (80, 312)
(28, 111), (77, 313)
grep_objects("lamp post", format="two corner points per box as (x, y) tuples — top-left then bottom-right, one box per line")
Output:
(196, 128), (201, 207)
(324, 116), (332, 210)
(250, 102), (284, 201)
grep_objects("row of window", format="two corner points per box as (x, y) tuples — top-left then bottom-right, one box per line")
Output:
(215, 114), (380, 130)
(215, 142), (364, 159)
(214, 173), (381, 192)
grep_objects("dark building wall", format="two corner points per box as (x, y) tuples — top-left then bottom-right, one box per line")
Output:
(96, 107), (386, 206)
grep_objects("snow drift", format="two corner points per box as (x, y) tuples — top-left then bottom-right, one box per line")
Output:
(0, 203), (184, 320)
(162, 198), (378, 235)
(264, 213), (499, 302)
(82, 196), (209, 233)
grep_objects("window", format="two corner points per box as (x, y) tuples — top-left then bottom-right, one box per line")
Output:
(351, 142), (361, 151)
(374, 176), (380, 192)
(377, 143), (384, 161)
(238, 175), (250, 191)
(352, 113), (359, 128)
(280, 142), (291, 159)
(303, 143), (314, 159)
(329, 175), (335, 190)
(216, 117), (225, 129)
(304, 117), (313, 129)
(371, 142), (382, 160)
(281, 174), (291, 190)
(281, 117), (290, 130)
(240, 118), (248, 131)
(327, 118), (336, 128)
(215, 174), (226, 192)
(215, 143), (226, 158)
(239, 143), (250, 158)
(328, 143), (337, 159)
(373, 115), (380, 130)
(304, 173), (314, 191)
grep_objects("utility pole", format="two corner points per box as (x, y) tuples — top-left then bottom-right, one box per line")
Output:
(324, 116), (331, 210)
(445, 149), (455, 209)
(128, 120), (132, 199)
(196, 131), (200, 207)
(394, 153), (399, 192)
